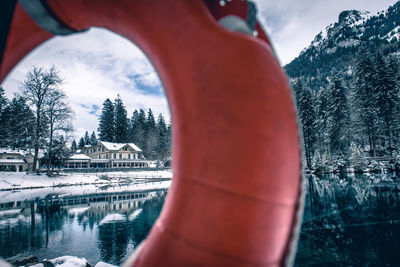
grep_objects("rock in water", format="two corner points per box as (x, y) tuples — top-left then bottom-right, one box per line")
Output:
(6, 255), (39, 266)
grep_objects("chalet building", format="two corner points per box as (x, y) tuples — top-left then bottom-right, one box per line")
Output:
(65, 141), (152, 169)
(64, 153), (91, 169)
(0, 149), (37, 172)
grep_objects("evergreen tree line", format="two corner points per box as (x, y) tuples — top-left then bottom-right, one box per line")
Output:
(294, 50), (400, 173)
(70, 131), (98, 152)
(0, 66), (74, 175)
(0, 88), (35, 150)
(97, 96), (171, 160)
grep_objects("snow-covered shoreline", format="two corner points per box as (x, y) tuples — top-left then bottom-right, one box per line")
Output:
(0, 170), (172, 191)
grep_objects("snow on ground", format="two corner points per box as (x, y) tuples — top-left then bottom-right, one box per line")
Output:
(0, 180), (171, 203)
(94, 262), (118, 267)
(0, 169), (172, 190)
(7, 256), (118, 267)
(30, 256), (89, 267)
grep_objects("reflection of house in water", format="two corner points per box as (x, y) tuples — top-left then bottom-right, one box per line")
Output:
(65, 141), (156, 169)
(0, 189), (166, 213)
(0, 189), (167, 264)
(0, 149), (38, 172)
(0, 189), (167, 265)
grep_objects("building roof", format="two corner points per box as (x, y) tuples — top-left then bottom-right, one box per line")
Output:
(69, 154), (91, 160)
(0, 159), (25, 164)
(0, 149), (26, 155)
(100, 141), (142, 152)
(0, 149), (43, 158)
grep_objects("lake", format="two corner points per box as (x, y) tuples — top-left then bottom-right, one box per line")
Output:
(0, 182), (169, 265)
(0, 174), (399, 266)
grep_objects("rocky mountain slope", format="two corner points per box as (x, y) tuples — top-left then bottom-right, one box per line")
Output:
(285, 1), (400, 89)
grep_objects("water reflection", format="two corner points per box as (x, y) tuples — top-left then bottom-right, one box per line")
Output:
(0, 189), (166, 265)
(295, 173), (400, 266)
(2, 174), (399, 266)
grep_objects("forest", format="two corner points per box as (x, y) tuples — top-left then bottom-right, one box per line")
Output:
(294, 49), (400, 174)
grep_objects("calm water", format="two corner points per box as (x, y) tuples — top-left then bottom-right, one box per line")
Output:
(0, 186), (167, 265)
(1, 174), (400, 266)
(295, 173), (400, 266)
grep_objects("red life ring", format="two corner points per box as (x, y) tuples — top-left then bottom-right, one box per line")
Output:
(0, 0), (303, 266)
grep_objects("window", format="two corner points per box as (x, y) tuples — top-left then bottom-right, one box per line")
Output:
(114, 153), (116, 159)
(128, 154), (130, 159)
(119, 154), (122, 159)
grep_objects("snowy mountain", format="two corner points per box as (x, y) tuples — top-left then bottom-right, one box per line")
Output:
(285, 1), (400, 89)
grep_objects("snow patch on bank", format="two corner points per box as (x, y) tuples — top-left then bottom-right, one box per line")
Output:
(0, 169), (172, 190)
(0, 180), (171, 203)
(95, 262), (118, 267)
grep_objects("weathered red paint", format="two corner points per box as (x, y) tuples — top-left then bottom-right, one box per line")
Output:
(0, 1), (302, 266)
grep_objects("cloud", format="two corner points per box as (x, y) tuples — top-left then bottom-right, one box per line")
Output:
(1, 28), (169, 140)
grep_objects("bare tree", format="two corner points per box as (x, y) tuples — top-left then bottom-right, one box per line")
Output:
(45, 89), (74, 175)
(21, 66), (61, 172)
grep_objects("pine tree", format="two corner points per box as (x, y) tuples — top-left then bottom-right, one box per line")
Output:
(144, 109), (157, 159)
(50, 135), (70, 169)
(130, 109), (146, 149)
(89, 131), (98, 145)
(70, 140), (77, 152)
(42, 135), (70, 171)
(374, 53), (399, 157)
(0, 87), (8, 147)
(84, 131), (90, 145)
(114, 95), (128, 143)
(295, 80), (316, 169)
(156, 113), (169, 160)
(7, 96), (35, 150)
(129, 109), (139, 143)
(0, 87), (7, 113)
(387, 56), (400, 151)
(327, 74), (350, 158)
(98, 99), (114, 142)
(315, 88), (329, 158)
(349, 142), (368, 173)
(78, 137), (85, 149)
(353, 48), (379, 157)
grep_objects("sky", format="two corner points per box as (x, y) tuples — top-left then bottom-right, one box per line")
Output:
(1, 0), (398, 140)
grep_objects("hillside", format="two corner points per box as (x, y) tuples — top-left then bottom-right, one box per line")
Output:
(285, 1), (400, 89)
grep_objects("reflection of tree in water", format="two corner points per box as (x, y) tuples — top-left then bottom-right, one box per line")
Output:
(97, 196), (165, 265)
(0, 199), (67, 259)
(0, 214), (44, 258)
(98, 222), (129, 264)
(0, 190), (166, 262)
(296, 174), (400, 266)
